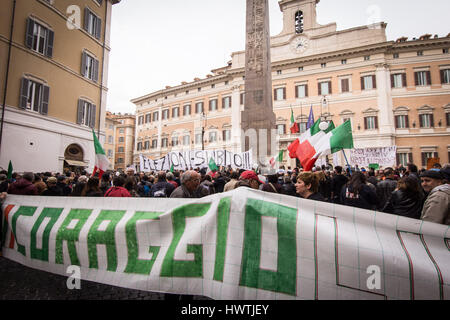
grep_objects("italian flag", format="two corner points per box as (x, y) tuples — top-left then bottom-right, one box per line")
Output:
(92, 129), (110, 179)
(269, 150), (284, 168)
(299, 120), (353, 171)
(206, 157), (218, 175)
(290, 108), (299, 134)
(287, 119), (323, 158)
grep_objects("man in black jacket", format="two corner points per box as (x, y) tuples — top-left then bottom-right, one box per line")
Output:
(150, 171), (175, 197)
(376, 168), (398, 210)
(330, 166), (348, 204)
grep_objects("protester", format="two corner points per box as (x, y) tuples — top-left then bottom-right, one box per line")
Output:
(236, 170), (262, 190)
(262, 174), (282, 193)
(137, 175), (152, 197)
(223, 171), (239, 192)
(41, 177), (63, 196)
(100, 172), (112, 195)
(212, 171), (226, 193)
(104, 175), (131, 197)
(315, 171), (331, 201)
(200, 174), (215, 195)
(81, 177), (103, 197)
(381, 176), (424, 219)
(33, 174), (47, 195)
(340, 171), (378, 210)
(295, 172), (325, 201)
(280, 175), (296, 196)
(376, 167), (398, 210)
(56, 175), (72, 196)
(419, 170), (450, 225)
(151, 171), (175, 198)
(124, 176), (139, 197)
(8, 172), (38, 195)
(330, 166), (348, 204)
(0, 174), (8, 193)
(166, 172), (178, 189)
(170, 170), (201, 198)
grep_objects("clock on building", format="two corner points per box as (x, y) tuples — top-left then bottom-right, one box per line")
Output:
(291, 36), (309, 54)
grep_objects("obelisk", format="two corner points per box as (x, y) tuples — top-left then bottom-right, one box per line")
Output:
(242, 0), (276, 168)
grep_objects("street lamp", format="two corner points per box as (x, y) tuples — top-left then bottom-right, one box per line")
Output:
(201, 112), (207, 150)
(319, 95), (330, 130)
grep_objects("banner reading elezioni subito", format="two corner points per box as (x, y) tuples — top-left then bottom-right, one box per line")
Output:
(139, 149), (253, 172)
(2, 190), (449, 300)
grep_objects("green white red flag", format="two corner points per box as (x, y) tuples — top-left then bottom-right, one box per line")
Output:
(92, 130), (110, 179)
(287, 119), (321, 158)
(269, 150), (284, 168)
(290, 108), (299, 134)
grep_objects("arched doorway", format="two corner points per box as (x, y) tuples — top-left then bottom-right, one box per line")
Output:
(64, 144), (87, 174)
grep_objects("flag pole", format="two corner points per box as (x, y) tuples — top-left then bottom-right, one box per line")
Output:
(341, 149), (352, 175)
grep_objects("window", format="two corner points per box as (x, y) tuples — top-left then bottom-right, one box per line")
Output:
(298, 66), (304, 71)
(225, 81), (229, 85)
(195, 102), (204, 114)
(299, 122), (307, 133)
(183, 104), (191, 116)
(25, 18), (54, 58)
(195, 133), (202, 145)
(81, 51), (99, 82)
(277, 124), (285, 135)
(444, 48), (449, 54)
(440, 69), (450, 84)
(391, 73), (406, 88)
(209, 99), (218, 111)
(161, 138), (168, 148)
(152, 139), (158, 149)
(145, 113), (151, 123)
(107, 149), (113, 157)
(152, 111), (159, 121)
(172, 107), (179, 118)
(364, 116), (378, 130)
(77, 99), (96, 128)
(171, 136), (178, 147)
(183, 135), (190, 146)
(364, 55), (370, 61)
(211, 84), (215, 88)
(19, 78), (50, 115)
(422, 152), (438, 167)
(318, 81), (331, 95)
(397, 153), (408, 166)
(295, 11), (303, 34)
(295, 84), (308, 98)
(341, 59), (347, 65)
(222, 96), (231, 109)
(321, 63), (326, 68)
(447, 112), (450, 127)
(117, 158), (124, 164)
(144, 141), (150, 150)
(240, 93), (245, 105)
(393, 53), (399, 59)
(417, 51), (423, 56)
(108, 135), (113, 144)
(277, 70), (282, 75)
(395, 115), (409, 129)
(136, 142), (142, 151)
(118, 137), (124, 143)
(162, 109), (169, 120)
(340, 78), (350, 93)
(138, 115), (144, 125)
(84, 7), (101, 39)
(119, 128), (124, 133)
(118, 147), (124, 153)
(274, 88), (286, 101)
(222, 130), (231, 142)
(419, 113), (434, 128)
(209, 131), (217, 143)
(414, 70), (431, 86)
(198, 87), (201, 92)
(361, 75), (376, 90)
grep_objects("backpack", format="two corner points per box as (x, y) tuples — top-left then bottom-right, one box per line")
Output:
(143, 184), (151, 197)
(153, 187), (167, 198)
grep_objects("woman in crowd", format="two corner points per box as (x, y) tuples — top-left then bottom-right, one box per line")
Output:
(81, 177), (103, 197)
(104, 175), (131, 197)
(340, 171), (378, 210)
(381, 176), (424, 219)
(295, 172), (325, 201)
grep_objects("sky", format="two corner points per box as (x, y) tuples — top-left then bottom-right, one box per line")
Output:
(107, 0), (450, 115)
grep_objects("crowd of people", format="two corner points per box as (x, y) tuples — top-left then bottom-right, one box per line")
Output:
(0, 161), (449, 226)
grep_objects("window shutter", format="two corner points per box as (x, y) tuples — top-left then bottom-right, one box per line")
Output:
(95, 17), (102, 40)
(81, 52), (87, 77)
(25, 18), (34, 49)
(93, 58), (99, 83)
(375, 116), (379, 129)
(414, 72), (419, 86)
(19, 78), (29, 109)
(209, 100), (212, 111)
(84, 8), (89, 31)
(390, 74), (394, 88)
(402, 73), (407, 87)
(90, 104), (96, 128)
(364, 117), (368, 130)
(283, 87), (286, 99)
(433, 152), (439, 159)
(360, 77), (365, 90)
(240, 93), (244, 105)
(372, 75), (377, 89)
(328, 81), (332, 94)
(46, 30), (54, 58)
(295, 86), (298, 98)
(405, 115), (410, 128)
(273, 89), (276, 101)
(419, 114), (424, 127)
(394, 116), (398, 129)
(396, 153), (400, 166)
(441, 70), (445, 84)
(77, 99), (84, 124)
(318, 83), (322, 95)
(40, 85), (50, 115)
(305, 84), (308, 97)
(421, 153), (426, 167)
(426, 71), (431, 85)
(408, 153), (413, 164)
(430, 113), (434, 127)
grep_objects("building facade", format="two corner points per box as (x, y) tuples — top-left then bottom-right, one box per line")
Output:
(0, 0), (120, 173)
(131, 0), (450, 169)
(104, 111), (119, 170)
(107, 112), (135, 172)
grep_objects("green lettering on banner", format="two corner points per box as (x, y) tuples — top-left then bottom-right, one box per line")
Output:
(239, 198), (297, 296)
(11, 206), (37, 256)
(55, 209), (92, 265)
(160, 203), (211, 278)
(124, 211), (163, 275)
(30, 207), (64, 261)
(213, 197), (231, 281)
(87, 210), (126, 272)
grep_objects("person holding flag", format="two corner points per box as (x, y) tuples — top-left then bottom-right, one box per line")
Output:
(92, 129), (110, 180)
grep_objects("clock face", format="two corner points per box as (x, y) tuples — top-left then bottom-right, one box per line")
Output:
(291, 37), (309, 54)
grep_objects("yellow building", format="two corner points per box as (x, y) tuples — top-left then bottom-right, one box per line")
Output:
(106, 112), (135, 171)
(0, 0), (121, 173)
(104, 111), (120, 170)
(131, 0), (450, 169)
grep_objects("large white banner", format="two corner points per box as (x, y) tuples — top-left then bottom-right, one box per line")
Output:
(139, 150), (253, 172)
(2, 190), (449, 300)
(350, 146), (397, 168)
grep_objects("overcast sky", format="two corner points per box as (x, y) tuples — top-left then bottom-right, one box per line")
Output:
(107, 0), (450, 115)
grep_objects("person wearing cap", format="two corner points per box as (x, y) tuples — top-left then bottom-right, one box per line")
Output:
(420, 169), (449, 225)
(237, 170), (262, 190)
(41, 176), (64, 196)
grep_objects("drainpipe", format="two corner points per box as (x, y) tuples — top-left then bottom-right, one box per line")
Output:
(0, 0), (16, 157)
